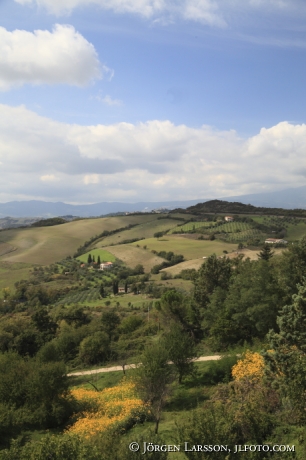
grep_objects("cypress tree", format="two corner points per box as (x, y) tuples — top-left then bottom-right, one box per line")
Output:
(113, 279), (119, 295)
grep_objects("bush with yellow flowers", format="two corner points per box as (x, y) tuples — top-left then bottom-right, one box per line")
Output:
(231, 350), (265, 382)
(67, 380), (149, 438)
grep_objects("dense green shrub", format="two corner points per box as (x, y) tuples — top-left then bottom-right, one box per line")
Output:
(200, 355), (238, 385)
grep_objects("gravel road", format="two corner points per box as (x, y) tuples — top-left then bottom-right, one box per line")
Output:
(67, 355), (221, 377)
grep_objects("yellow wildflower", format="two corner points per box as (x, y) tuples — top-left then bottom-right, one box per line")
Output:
(232, 351), (265, 382)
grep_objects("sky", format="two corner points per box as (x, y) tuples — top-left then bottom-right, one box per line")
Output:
(0, 0), (306, 204)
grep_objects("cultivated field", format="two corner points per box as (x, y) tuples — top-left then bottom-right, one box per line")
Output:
(131, 236), (237, 260)
(285, 222), (306, 240)
(56, 290), (158, 310)
(160, 258), (206, 276)
(95, 217), (181, 247)
(0, 215), (151, 265)
(169, 221), (212, 233)
(104, 244), (165, 272)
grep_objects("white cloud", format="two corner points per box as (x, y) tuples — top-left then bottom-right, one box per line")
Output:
(181, 0), (226, 27)
(83, 174), (100, 184)
(99, 95), (123, 106)
(0, 24), (104, 90)
(0, 104), (306, 202)
(40, 174), (59, 182)
(14, 0), (166, 17)
(14, 0), (306, 28)
(14, 0), (225, 26)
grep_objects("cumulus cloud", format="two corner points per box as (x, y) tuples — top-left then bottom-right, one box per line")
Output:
(0, 104), (305, 202)
(0, 24), (104, 90)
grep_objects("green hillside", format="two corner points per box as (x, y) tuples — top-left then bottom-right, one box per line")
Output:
(131, 236), (237, 259)
(77, 249), (116, 263)
(0, 214), (152, 265)
(2, 203), (306, 457)
(104, 244), (166, 272)
(184, 198), (306, 217)
(94, 217), (181, 247)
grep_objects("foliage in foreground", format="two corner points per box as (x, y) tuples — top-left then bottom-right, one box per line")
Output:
(67, 379), (148, 438)
(0, 431), (169, 460)
(0, 352), (74, 447)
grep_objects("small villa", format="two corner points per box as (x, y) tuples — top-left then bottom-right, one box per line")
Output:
(100, 262), (114, 270)
(265, 238), (288, 244)
(224, 216), (234, 222)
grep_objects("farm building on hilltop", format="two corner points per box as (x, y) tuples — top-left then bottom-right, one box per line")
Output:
(265, 238), (288, 244)
(224, 216), (234, 222)
(100, 262), (114, 270)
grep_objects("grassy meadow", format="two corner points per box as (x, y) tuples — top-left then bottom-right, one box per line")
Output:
(131, 236), (237, 260)
(77, 249), (116, 263)
(0, 261), (32, 292)
(160, 258), (206, 276)
(285, 222), (306, 240)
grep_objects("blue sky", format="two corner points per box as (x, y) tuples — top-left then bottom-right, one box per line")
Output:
(0, 0), (305, 204)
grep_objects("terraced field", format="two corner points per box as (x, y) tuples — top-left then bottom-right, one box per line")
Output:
(208, 222), (253, 234)
(225, 229), (262, 242)
(169, 221), (213, 233)
(56, 287), (101, 306)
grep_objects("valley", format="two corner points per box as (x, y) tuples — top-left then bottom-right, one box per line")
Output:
(1, 200), (306, 459)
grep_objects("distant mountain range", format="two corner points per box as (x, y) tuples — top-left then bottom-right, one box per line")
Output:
(0, 199), (202, 218)
(221, 186), (306, 209)
(0, 186), (305, 218)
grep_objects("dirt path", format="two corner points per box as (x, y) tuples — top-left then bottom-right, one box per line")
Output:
(67, 355), (221, 377)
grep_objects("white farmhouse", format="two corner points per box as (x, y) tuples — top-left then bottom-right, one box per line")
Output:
(100, 262), (114, 270)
